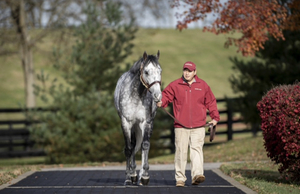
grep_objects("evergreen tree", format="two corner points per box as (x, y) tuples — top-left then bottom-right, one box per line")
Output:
(229, 30), (300, 127)
(30, 1), (138, 163)
(54, 2), (137, 94)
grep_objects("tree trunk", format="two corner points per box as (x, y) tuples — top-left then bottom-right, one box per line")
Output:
(18, 0), (35, 108)
(20, 38), (35, 108)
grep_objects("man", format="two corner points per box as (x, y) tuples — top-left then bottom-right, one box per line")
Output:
(156, 61), (220, 187)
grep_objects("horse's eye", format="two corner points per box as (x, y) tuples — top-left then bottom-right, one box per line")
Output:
(145, 71), (149, 75)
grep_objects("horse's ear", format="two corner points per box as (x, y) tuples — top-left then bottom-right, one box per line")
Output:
(156, 50), (160, 60)
(143, 51), (148, 61)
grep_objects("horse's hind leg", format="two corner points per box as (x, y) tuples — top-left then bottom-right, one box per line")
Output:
(139, 122), (152, 185)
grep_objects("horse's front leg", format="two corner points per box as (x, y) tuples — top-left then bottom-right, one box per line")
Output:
(129, 131), (137, 185)
(139, 122), (152, 185)
(121, 119), (137, 185)
(123, 134), (133, 185)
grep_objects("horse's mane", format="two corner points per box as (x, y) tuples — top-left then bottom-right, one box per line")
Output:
(129, 55), (159, 74)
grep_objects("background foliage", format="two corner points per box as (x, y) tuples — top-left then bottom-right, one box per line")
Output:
(30, 90), (124, 163)
(2, 1), (300, 167)
(0, 29), (244, 108)
(55, 2), (137, 94)
(172, 0), (300, 56)
(29, 1), (138, 163)
(229, 30), (300, 127)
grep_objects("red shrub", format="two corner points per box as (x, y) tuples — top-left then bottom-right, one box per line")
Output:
(257, 83), (300, 182)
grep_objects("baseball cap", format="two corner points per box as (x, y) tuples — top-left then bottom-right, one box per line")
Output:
(183, 61), (196, 71)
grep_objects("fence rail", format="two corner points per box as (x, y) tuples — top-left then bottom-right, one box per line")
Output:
(0, 108), (45, 158)
(0, 98), (259, 158)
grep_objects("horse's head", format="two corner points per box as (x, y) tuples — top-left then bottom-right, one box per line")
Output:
(140, 51), (162, 103)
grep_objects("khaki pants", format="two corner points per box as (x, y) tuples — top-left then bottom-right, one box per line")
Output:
(174, 127), (205, 182)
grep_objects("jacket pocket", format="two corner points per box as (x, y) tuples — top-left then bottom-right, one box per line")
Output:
(197, 106), (206, 121)
(174, 100), (182, 119)
(176, 100), (182, 112)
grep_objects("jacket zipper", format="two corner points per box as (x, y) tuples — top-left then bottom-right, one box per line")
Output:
(189, 84), (192, 128)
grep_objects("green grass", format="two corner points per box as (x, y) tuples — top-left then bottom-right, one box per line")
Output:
(221, 162), (300, 194)
(0, 28), (249, 108)
(0, 157), (46, 166)
(148, 135), (269, 164)
(128, 29), (247, 98)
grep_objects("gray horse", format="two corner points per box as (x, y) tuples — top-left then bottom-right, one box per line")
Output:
(114, 51), (162, 185)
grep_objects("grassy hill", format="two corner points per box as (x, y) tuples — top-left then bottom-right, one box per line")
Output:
(128, 29), (248, 98)
(0, 28), (249, 108)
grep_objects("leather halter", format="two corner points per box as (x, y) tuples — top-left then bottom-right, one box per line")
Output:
(140, 63), (161, 90)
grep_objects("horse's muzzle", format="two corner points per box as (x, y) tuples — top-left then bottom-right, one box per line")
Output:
(153, 92), (162, 103)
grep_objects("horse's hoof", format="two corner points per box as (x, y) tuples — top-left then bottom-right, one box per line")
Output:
(140, 176), (150, 185)
(131, 175), (138, 185)
(124, 180), (132, 186)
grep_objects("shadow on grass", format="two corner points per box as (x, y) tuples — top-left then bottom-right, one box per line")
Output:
(229, 168), (300, 185)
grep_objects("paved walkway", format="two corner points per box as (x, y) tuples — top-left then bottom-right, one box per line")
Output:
(0, 163), (257, 194)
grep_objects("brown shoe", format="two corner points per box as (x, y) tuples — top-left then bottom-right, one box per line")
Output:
(192, 175), (205, 185)
(176, 180), (185, 187)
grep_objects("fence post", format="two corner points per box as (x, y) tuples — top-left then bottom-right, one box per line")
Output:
(9, 123), (13, 151)
(227, 99), (233, 141)
(170, 126), (175, 153)
(251, 123), (259, 137)
(24, 120), (30, 151)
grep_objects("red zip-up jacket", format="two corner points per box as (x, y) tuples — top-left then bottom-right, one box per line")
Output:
(161, 75), (220, 128)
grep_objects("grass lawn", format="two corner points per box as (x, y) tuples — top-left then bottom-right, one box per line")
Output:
(0, 28), (248, 108)
(221, 162), (300, 194)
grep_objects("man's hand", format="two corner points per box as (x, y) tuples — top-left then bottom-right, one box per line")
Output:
(209, 119), (218, 126)
(156, 101), (162, 107)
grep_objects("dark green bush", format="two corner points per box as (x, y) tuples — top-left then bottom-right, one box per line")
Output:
(30, 91), (124, 163)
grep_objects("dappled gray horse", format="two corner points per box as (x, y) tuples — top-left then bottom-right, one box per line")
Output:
(114, 51), (162, 185)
